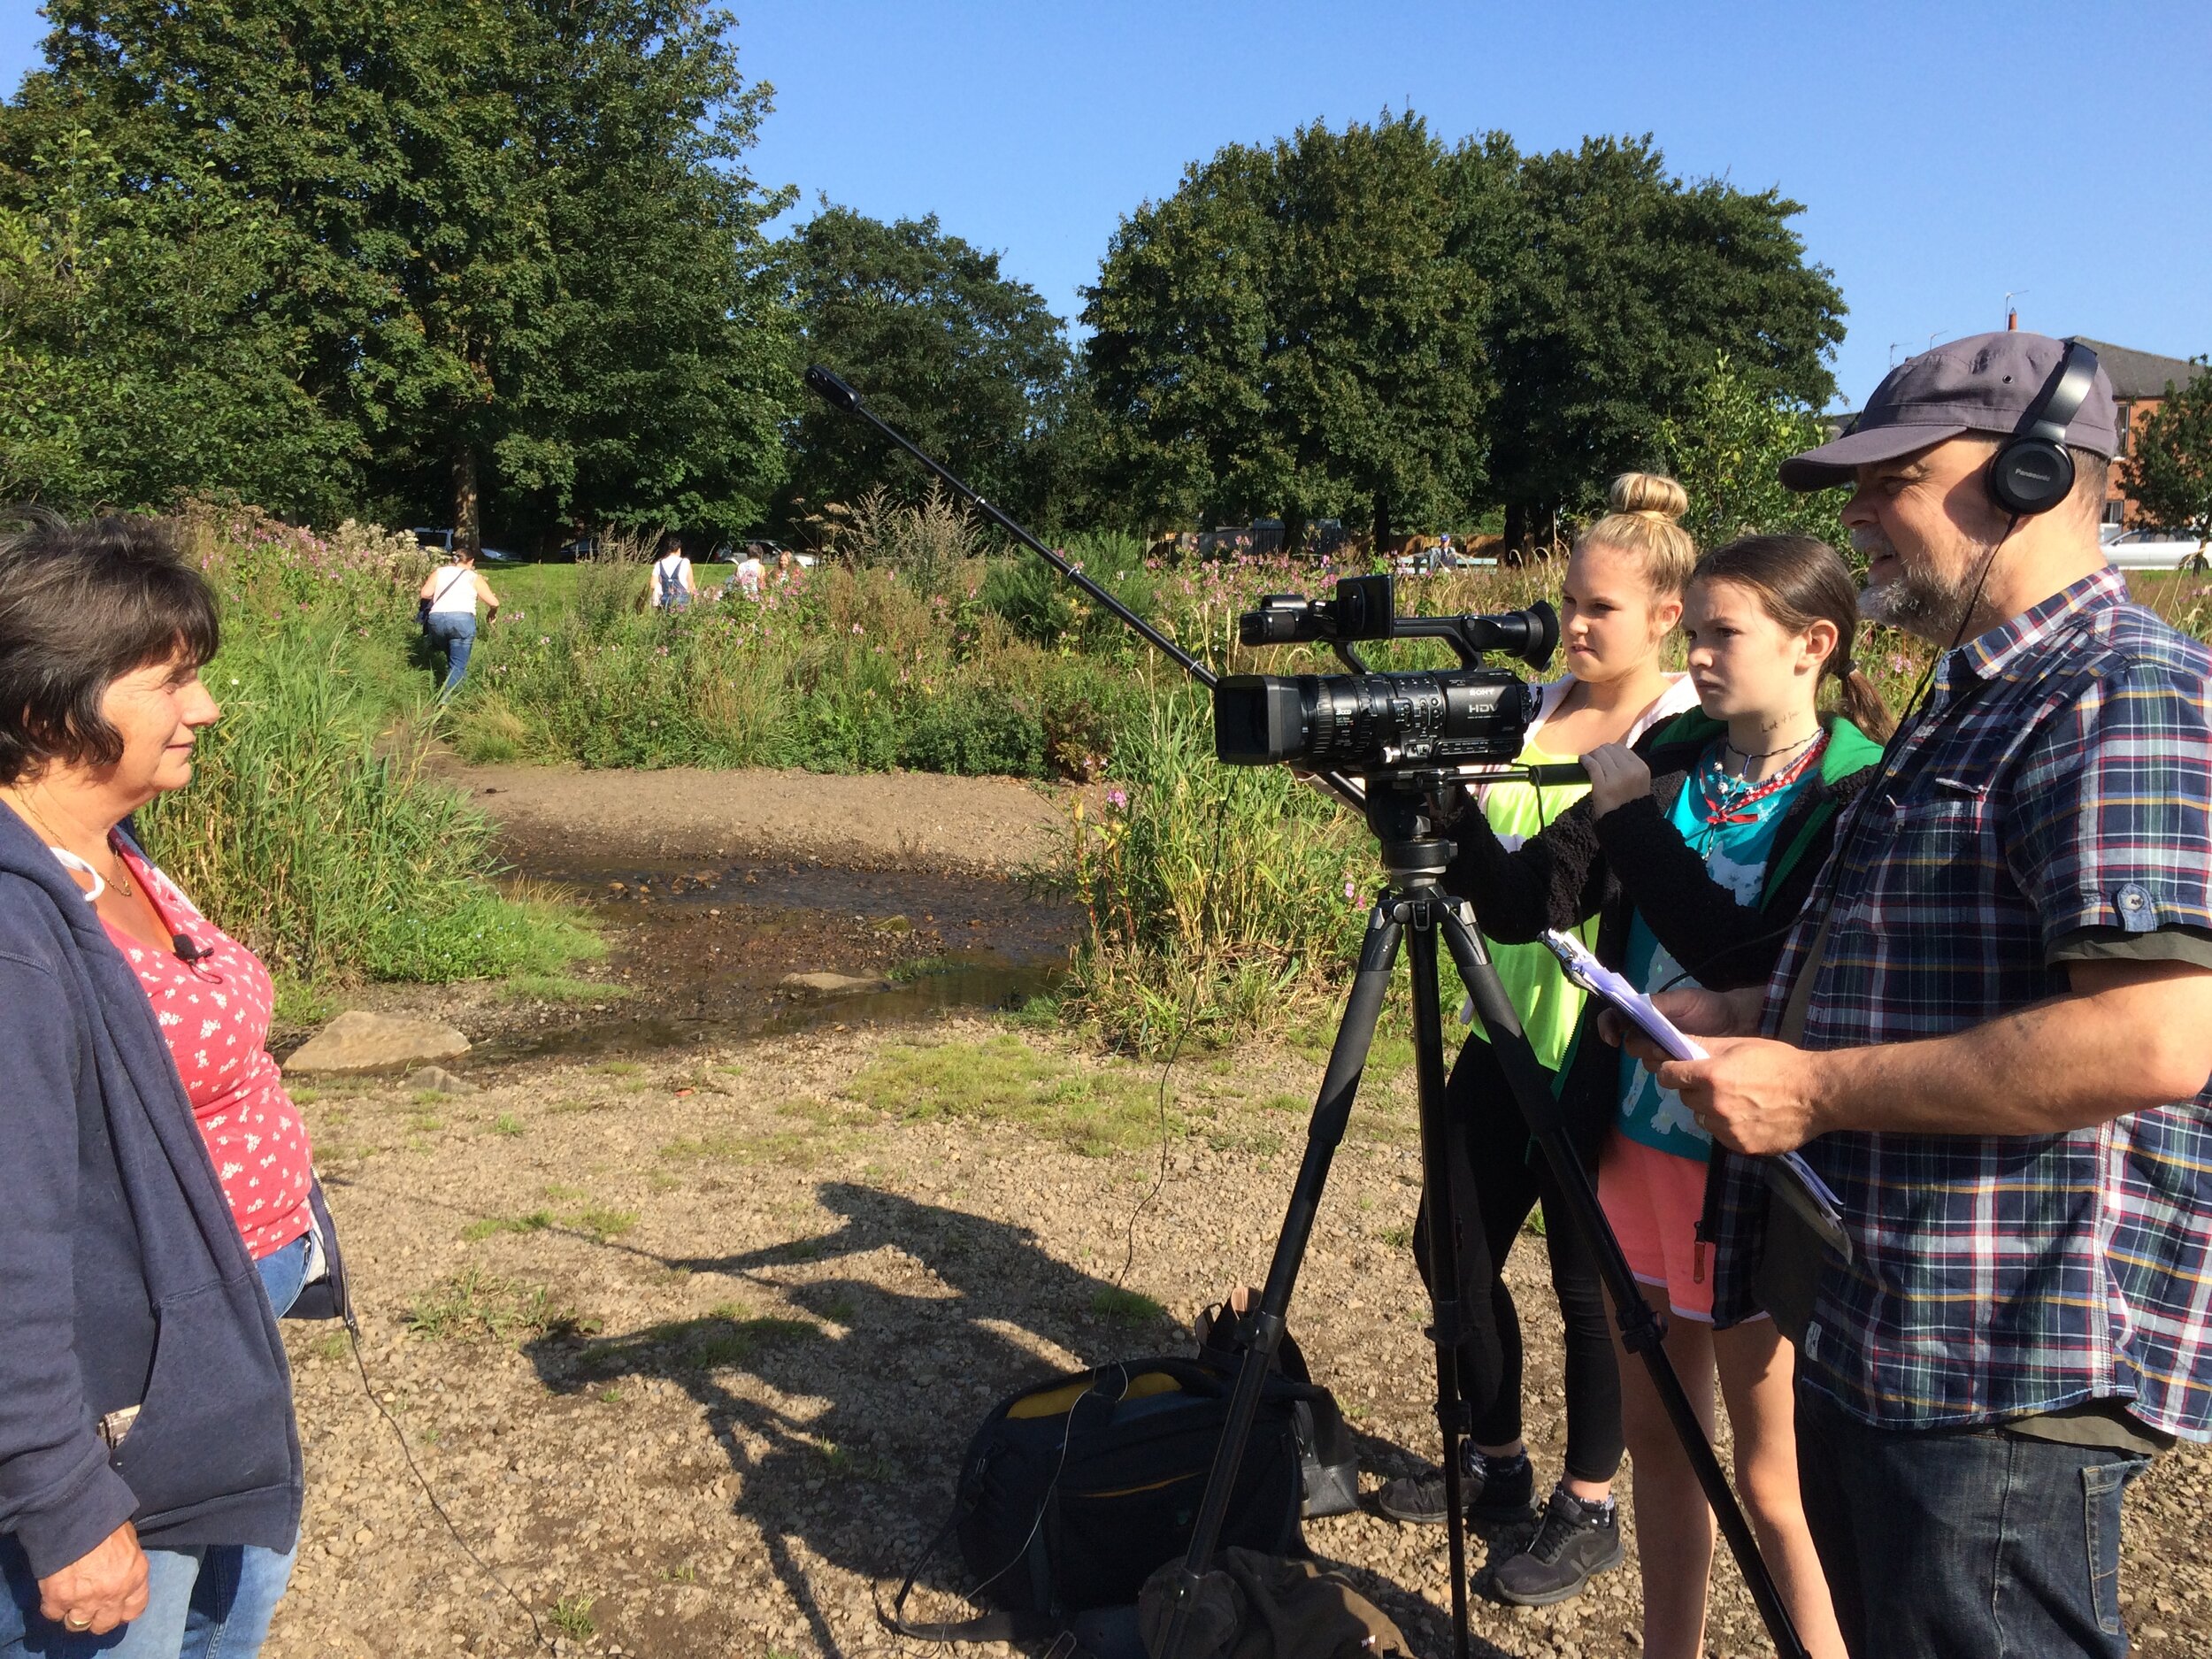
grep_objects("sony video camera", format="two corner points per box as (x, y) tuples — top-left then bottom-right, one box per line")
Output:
(1213, 574), (1558, 779)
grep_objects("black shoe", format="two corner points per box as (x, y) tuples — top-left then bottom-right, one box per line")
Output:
(1488, 1485), (1624, 1607)
(1375, 1444), (1534, 1525)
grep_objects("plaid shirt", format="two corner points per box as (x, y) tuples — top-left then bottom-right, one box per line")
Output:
(1713, 565), (2212, 1439)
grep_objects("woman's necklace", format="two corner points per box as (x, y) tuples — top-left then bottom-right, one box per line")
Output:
(1697, 731), (1828, 832)
(1723, 728), (1822, 770)
(8, 791), (134, 896)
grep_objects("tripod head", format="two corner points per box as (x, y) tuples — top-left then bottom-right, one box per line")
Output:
(1362, 780), (1458, 884)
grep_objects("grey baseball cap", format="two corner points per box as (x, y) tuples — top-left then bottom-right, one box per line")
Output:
(1779, 331), (2119, 491)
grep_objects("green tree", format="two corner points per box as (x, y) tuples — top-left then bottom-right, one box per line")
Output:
(477, 0), (796, 544)
(2124, 358), (2212, 553)
(1655, 352), (1848, 551)
(0, 120), (363, 518)
(1, 0), (794, 543)
(5, 0), (545, 534)
(782, 205), (1071, 525)
(1485, 135), (1845, 549)
(0, 139), (99, 505)
(1084, 112), (1500, 544)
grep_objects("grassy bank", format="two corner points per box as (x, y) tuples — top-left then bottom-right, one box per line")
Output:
(449, 528), (1165, 780)
(142, 503), (593, 994)
(176, 491), (2212, 1045)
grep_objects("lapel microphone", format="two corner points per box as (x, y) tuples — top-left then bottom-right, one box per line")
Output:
(173, 933), (212, 964)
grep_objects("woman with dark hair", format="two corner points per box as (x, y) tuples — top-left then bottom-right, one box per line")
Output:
(1444, 534), (1885, 1659)
(419, 545), (497, 696)
(0, 514), (336, 1657)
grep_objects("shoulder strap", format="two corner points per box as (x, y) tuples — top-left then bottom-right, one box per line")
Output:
(879, 1514), (1062, 1647)
(1777, 905), (1840, 1044)
(432, 568), (469, 604)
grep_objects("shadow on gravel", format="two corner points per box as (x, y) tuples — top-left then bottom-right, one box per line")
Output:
(521, 1180), (1449, 1656)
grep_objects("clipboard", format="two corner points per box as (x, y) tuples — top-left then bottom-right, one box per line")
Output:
(1540, 929), (1854, 1264)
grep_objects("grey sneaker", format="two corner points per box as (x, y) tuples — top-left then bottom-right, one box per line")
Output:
(1375, 1444), (1534, 1526)
(1488, 1486), (1624, 1607)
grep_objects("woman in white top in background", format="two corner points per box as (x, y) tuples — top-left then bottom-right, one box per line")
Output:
(733, 543), (767, 601)
(417, 549), (498, 699)
(651, 536), (697, 611)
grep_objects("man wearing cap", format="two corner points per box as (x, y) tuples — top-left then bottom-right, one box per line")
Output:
(1632, 332), (2212, 1658)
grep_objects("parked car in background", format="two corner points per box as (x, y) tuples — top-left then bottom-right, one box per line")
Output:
(710, 539), (815, 569)
(2101, 526), (2209, 571)
(413, 526), (520, 564)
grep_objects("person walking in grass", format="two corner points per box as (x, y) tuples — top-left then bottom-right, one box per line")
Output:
(651, 535), (697, 611)
(1446, 534), (1884, 1658)
(418, 546), (498, 698)
(733, 542), (767, 601)
(1378, 473), (1700, 1606)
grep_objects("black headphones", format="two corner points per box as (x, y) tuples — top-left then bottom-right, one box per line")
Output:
(1986, 341), (2101, 516)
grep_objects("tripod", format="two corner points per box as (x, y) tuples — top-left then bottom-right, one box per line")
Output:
(1157, 783), (1809, 1659)
(789, 365), (1805, 1659)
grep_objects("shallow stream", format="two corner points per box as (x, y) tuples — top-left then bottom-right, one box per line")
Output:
(480, 850), (1082, 1061)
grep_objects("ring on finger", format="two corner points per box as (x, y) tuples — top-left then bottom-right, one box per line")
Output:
(65, 1614), (92, 1631)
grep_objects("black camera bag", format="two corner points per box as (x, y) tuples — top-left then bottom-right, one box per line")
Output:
(887, 1356), (1311, 1649)
(1193, 1294), (1359, 1520)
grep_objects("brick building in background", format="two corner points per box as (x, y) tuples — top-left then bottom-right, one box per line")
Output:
(2064, 336), (2208, 527)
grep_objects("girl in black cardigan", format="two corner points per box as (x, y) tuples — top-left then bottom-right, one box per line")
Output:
(1445, 536), (1887, 1659)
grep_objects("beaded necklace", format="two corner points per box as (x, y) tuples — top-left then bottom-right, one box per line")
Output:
(1694, 732), (1828, 849)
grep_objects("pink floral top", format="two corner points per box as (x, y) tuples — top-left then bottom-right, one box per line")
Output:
(105, 841), (315, 1259)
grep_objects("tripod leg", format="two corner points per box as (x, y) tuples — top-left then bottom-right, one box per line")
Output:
(1405, 917), (1474, 1659)
(1156, 904), (1402, 1659)
(1432, 901), (1810, 1659)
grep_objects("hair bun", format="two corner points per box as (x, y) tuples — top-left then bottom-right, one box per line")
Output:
(1607, 472), (1689, 524)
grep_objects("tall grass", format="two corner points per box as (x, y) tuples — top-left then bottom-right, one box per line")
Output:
(1056, 686), (1371, 1051)
(139, 505), (592, 986)
(455, 547), (1145, 780)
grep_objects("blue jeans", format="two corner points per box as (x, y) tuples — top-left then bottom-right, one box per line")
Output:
(1794, 1384), (2151, 1658)
(253, 1237), (309, 1320)
(0, 1537), (297, 1659)
(425, 613), (475, 696)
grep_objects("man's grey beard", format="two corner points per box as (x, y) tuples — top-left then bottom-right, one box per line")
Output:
(1854, 528), (1974, 641)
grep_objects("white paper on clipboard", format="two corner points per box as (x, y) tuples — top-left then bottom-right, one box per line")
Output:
(1540, 928), (1708, 1062)
(1539, 929), (1855, 1263)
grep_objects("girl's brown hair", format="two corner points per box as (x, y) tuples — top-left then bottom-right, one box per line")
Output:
(1576, 472), (1699, 596)
(1692, 534), (1895, 740)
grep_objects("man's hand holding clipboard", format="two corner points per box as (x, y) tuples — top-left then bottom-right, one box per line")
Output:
(1542, 930), (1854, 1263)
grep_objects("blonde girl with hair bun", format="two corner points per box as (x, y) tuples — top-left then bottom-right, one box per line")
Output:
(1379, 471), (1701, 1609)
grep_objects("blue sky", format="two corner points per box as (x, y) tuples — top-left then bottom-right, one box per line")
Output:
(7, 2), (2208, 410)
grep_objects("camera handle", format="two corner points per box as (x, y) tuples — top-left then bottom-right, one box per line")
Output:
(1156, 793), (1809, 1659)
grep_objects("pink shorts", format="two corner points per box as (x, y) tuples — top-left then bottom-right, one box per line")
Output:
(1597, 1131), (1714, 1322)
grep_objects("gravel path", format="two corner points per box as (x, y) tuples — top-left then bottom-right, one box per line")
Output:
(268, 1014), (2212, 1659)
